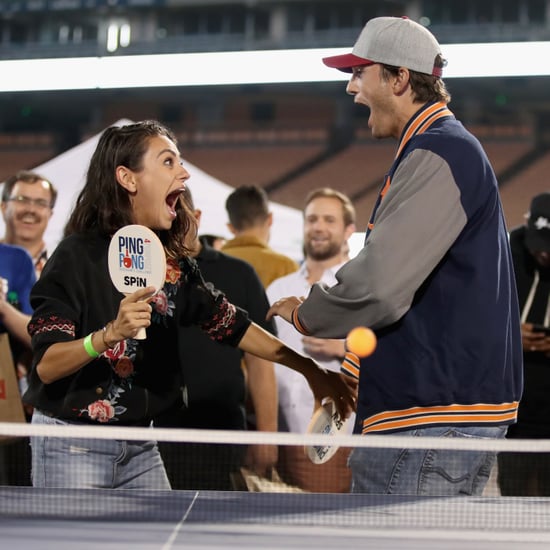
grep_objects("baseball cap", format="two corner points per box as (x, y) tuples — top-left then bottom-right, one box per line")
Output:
(525, 193), (550, 253)
(322, 16), (443, 77)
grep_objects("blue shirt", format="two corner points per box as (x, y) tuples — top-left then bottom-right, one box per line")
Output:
(0, 242), (36, 333)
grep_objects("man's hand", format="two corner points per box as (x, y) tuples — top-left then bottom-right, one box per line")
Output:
(522, 323), (550, 356)
(266, 296), (303, 323)
(302, 336), (346, 361)
(244, 444), (278, 479)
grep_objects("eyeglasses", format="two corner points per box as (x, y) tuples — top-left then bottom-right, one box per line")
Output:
(5, 195), (52, 209)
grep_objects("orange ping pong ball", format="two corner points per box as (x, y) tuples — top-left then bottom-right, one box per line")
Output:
(346, 326), (377, 357)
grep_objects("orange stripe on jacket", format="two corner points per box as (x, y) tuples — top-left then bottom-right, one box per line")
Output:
(361, 402), (519, 434)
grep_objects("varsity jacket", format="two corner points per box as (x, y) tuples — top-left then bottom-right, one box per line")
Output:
(291, 101), (523, 435)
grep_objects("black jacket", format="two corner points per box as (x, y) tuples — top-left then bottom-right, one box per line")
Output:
(157, 243), (276, 430)
(24, 231), (251, 425)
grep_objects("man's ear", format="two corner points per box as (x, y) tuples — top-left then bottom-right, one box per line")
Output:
(344, 223), (357, 241)
(266, 212), (273, 227)
(393, 67), (410, 94)
(115, 166), (136, 193)
(227, 222), (237, 236)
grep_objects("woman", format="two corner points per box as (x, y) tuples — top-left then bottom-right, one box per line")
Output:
(23, 120), (356, 490)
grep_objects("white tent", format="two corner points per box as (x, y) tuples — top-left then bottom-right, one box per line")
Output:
(0, 120), (305, 261)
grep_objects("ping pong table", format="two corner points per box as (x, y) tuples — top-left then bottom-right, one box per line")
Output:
(2, 486), (550, 549)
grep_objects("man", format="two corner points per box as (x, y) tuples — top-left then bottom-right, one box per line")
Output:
(1, 170), (57, 278)
(498, 192), (550, 496)
(155, 185), (278, 489)
(1, 170), (57, 409)
(1, 171), (56, 486)
(222, 184), (299, 288)
(267, 16), (522, 496)
(222, 184), (298, 437)
(266, 187), (356, 492)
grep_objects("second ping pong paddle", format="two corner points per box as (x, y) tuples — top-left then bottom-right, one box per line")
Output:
(304, 399), (351, 464)
(107, 224), (166, 340)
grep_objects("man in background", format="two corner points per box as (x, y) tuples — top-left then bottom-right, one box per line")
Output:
(498, 192), (550, 496)
(1, 170), (57, 278)
(222, 185), (299, 288)
(155, 185), (278, 489)
(0, 170), (57, 485)
(222, 184), (298, 439)
(266, 187), (356, 492)
(1, 170), (57, 409)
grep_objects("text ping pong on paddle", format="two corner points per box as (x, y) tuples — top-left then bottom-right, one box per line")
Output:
(108, 225), (167, 340)
(115, 234), (154, 286)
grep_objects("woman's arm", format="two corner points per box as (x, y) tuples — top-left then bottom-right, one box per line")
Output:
(238, 322), (357, 419)
(35, 286), (156, 384)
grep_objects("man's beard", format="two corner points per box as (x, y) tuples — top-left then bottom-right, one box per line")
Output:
(304, 240), (341, 262)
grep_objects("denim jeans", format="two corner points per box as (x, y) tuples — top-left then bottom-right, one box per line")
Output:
(30, 409), (171, 490)
(349, 425), (507, 496)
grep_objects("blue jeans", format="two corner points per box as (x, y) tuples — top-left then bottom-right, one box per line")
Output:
(30, 410), (171, 490)
(349, 425), (507, 495)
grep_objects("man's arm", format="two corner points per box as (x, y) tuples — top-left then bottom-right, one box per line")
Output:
(243, 351), (278, 477)
(295, 150), (468, 337)
(0, 299), (31, 347)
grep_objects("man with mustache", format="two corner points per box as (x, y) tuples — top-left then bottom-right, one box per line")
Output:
(1, 170), (57, 278)
(0, 170), (57, 485)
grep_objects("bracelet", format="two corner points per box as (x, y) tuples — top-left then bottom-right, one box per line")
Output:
(83, 333), (100, 358)
(102, 322), (115, 349)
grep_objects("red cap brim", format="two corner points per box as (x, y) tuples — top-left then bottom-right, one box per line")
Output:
(322, 53), (374, 73)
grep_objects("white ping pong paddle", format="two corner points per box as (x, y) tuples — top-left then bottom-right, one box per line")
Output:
(304, 399), (350, 464)
(107, 224), (166, 340)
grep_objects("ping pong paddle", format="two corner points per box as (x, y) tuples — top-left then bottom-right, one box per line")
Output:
(107, 224), (166, 340)
(304, 398), (351, 464)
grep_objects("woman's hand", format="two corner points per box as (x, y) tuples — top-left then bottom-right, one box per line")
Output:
(109, 286), (157, 341)
(304, 364), (358, 419)
(237, 322), (359, 419)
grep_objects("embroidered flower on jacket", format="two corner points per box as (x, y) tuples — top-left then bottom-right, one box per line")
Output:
(114, 356), (134, 378)
(150, 260), (178, 324)
(79, 387), (128, 422)
(151, 289), (169, 315)
(165, 259), (181, 285)
(87, 399), (115, 422)
(104, 339), (127, 360)
(85, 339), (137, 423)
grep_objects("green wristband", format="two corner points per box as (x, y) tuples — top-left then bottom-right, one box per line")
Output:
(83, 333), (100, 358)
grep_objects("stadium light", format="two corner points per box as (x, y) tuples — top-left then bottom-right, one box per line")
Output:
(0, 42), (548, 93)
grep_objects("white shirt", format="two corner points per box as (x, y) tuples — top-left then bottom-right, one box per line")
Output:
(266, 262), (355, 434)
